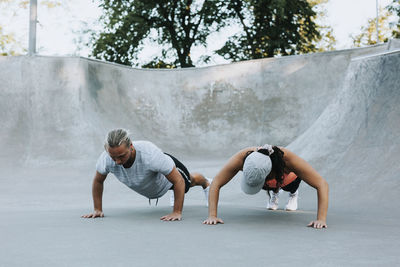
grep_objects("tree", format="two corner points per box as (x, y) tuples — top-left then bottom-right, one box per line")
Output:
(215, 0), (323, 61)
(387, 0), (400, 38)
(0, 25), (20, 56)
(308, 0), (336, 52)
(141, 57), (176, 69)
(91, 0), (229, 68)
(352, 7), (395, 47)
(0, 0), (24, 55)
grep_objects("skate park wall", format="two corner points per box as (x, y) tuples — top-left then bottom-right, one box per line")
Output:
(1, 40), (398, 168)
(1, 40), (400, 267)
(288, 48), (400, 213)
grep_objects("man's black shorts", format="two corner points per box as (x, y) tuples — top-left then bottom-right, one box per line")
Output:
(165, 153), (191, 193)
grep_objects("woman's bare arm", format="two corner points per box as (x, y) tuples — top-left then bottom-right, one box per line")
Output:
(282, 148), (329, 229)
(203, 147), (257, 225)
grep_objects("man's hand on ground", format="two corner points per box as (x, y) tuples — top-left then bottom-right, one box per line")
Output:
(160, 212), (182, 221)
(81, 210), (104, 218)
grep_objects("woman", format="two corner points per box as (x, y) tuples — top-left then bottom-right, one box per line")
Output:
(203, 145), (329, 229)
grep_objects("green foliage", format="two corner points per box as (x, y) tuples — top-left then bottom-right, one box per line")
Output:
(387, 0), (400, 38)
(141, 58), (176, 69)
(307, 0), (336, 52)
(215, 0), (322, 61)
(352, 7), (395, 47)
(0, 26), (19, 56)
(17, 0), (61, 9)
(91, 0), (229, 68)
(313, 26), (336, 52)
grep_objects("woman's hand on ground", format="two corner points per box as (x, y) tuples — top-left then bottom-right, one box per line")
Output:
(307, 220), (327, 229)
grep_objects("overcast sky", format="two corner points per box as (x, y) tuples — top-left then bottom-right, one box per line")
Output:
(0, 0), (396, 66)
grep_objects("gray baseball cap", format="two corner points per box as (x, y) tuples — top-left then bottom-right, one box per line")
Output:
(241, 152), (272, 195)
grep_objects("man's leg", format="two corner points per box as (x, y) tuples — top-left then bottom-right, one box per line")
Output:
(190, 173), (212, 207)
(165, 153), (210, 191)
(165, 153), (211, 206)
(190, 173), (210, 189)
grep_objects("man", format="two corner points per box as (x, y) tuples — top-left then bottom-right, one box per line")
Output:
(82, 128), (210, 221)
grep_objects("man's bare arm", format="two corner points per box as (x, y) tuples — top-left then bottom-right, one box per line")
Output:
(161, 167), (185, 221)
(81, 171), (107, 218)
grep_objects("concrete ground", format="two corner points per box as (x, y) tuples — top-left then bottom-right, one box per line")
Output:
(1, 40), (400, 266)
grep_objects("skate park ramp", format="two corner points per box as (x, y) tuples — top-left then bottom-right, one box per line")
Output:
(0, 39), (399, 266)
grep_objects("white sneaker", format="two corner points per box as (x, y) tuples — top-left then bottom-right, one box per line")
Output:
(169, 191), (174, 207)
(267, 190), (280, 210)
(285, 190), (298, 211)
(203, 178), (212, 207)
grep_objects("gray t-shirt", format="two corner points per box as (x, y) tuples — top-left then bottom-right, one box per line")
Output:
(96, 141), (174, 199)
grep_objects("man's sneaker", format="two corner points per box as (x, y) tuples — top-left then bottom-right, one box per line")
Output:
(169, 191), (174, 207)
(285, 190), (298, 211)
(203, 178), (212, 207)
(267, 190), (280, 210)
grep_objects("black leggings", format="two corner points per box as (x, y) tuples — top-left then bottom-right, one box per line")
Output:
(280, 177), (302, 194)
(165, 153), (191, 193)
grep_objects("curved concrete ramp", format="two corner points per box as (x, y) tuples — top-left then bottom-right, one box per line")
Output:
(289, 50), (400, 214)
(0, 43), (395, 165)
(0, 41), (399, 266)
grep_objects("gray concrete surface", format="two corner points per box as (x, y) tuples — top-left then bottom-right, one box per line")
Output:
(0, 40), (399, 266)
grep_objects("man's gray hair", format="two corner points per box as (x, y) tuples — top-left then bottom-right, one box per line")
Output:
(104, 128), (132, 150)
